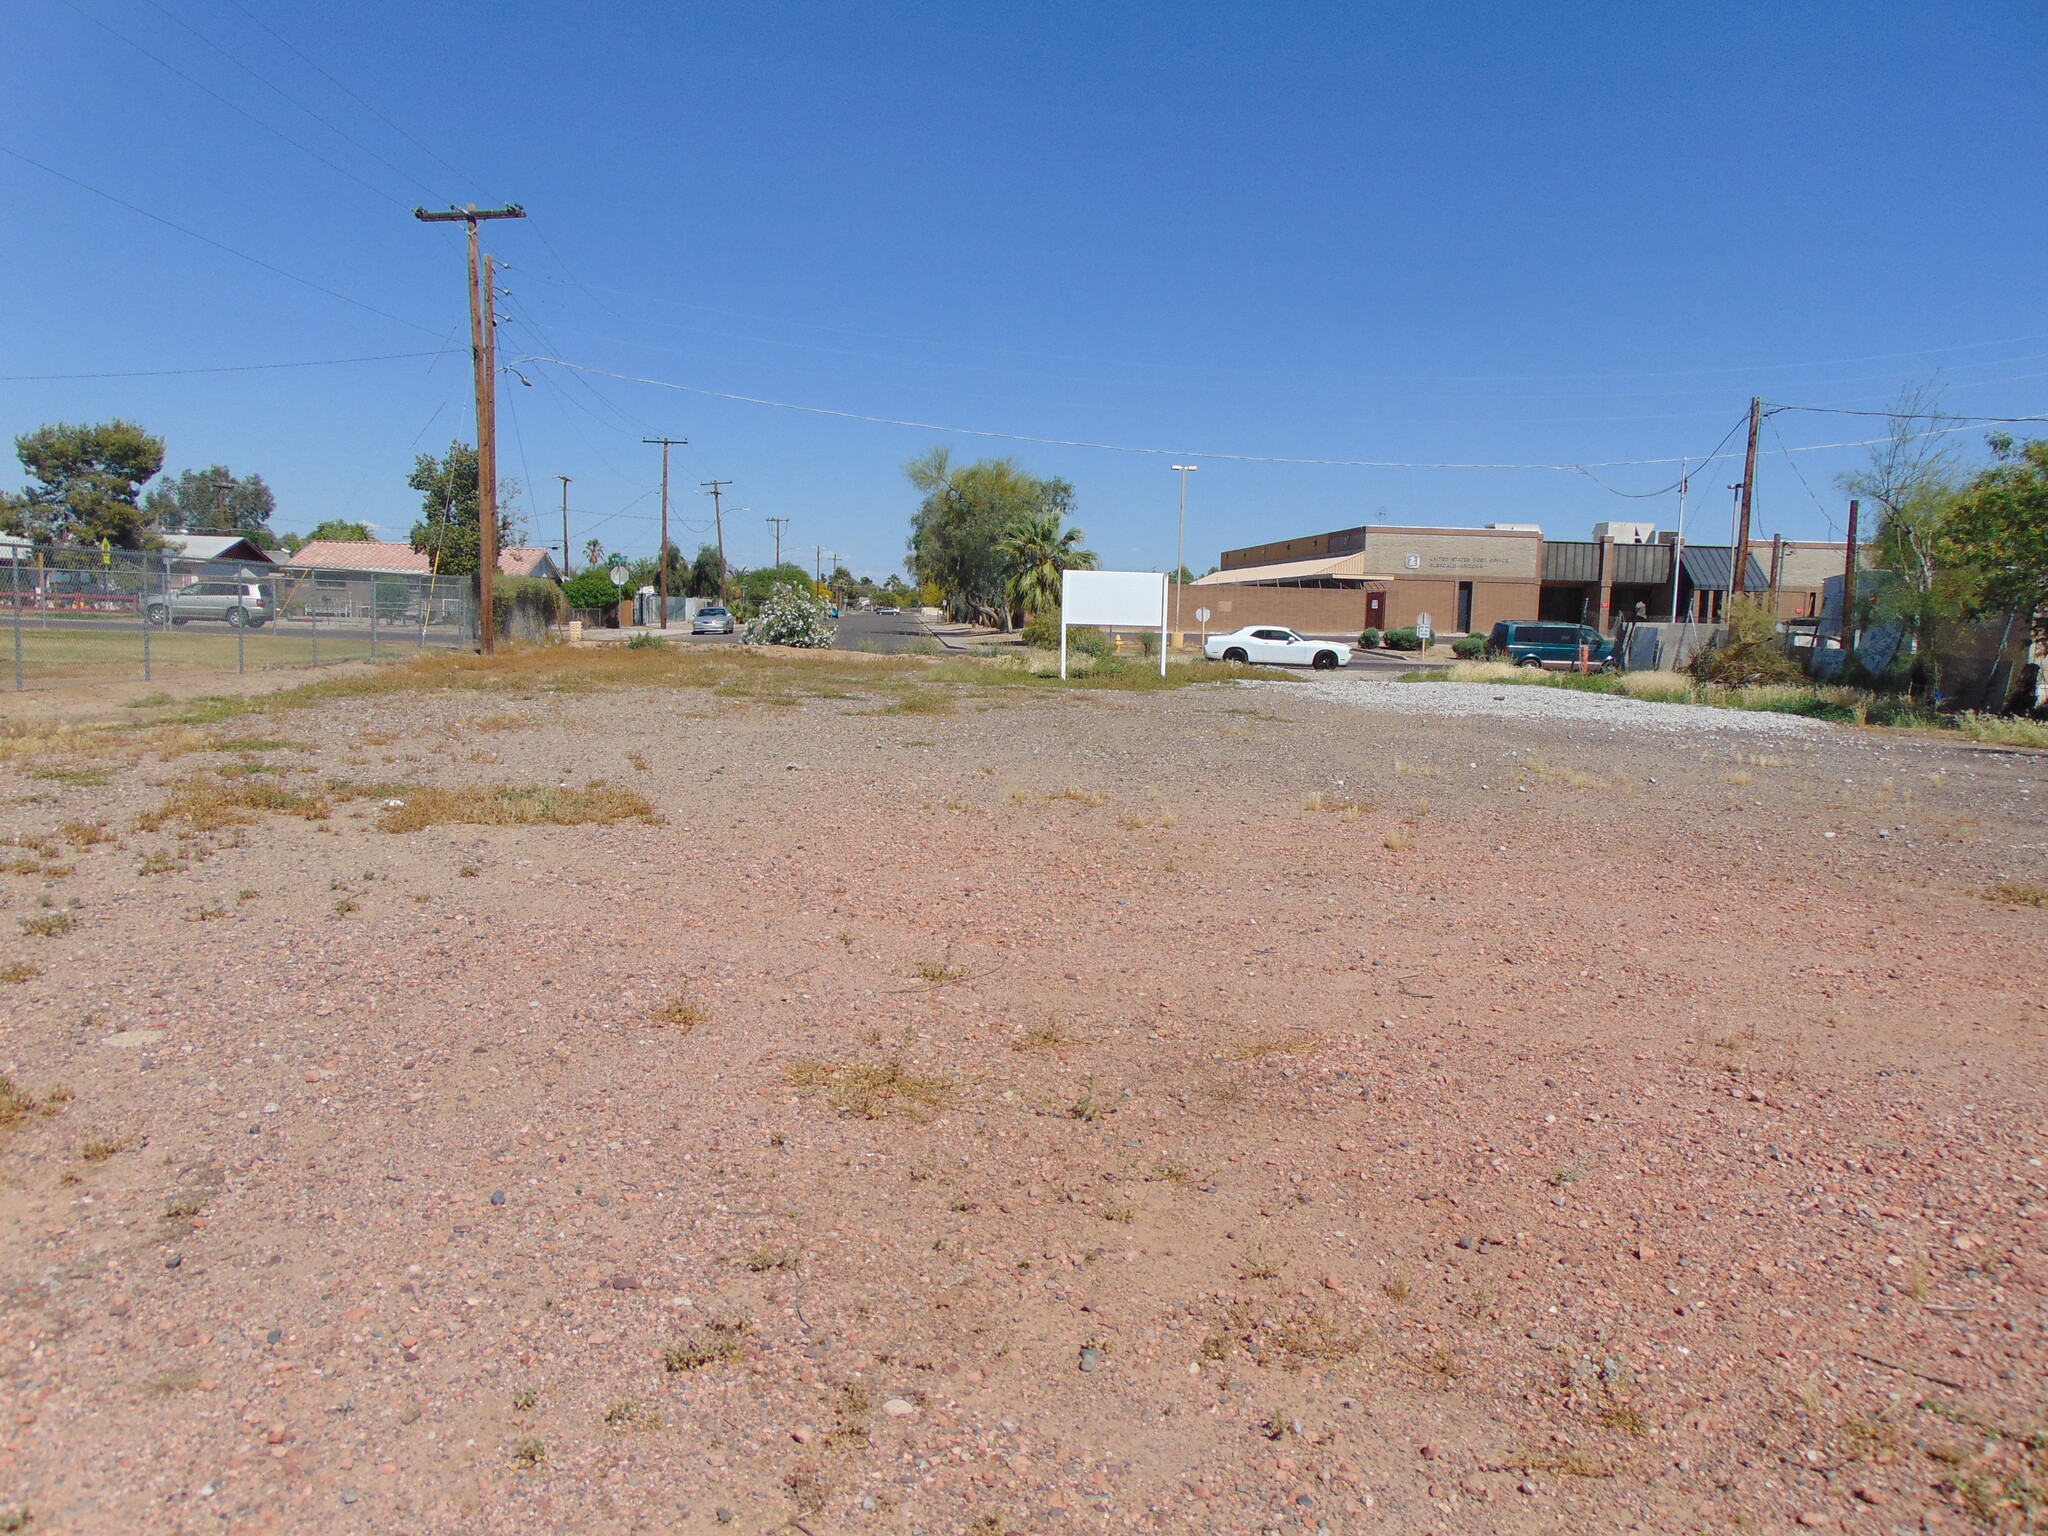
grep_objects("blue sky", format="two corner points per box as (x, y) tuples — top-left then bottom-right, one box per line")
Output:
(4, 0), (2044, 577)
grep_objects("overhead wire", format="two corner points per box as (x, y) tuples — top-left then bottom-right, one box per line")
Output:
(518, 353), (2047, 476)
(135, 0), (455, 205)
(520, 354), (1765, 474)
(216, 0), (485, 194)
(0, 144), (441, 336)
(56, 0), (411, 211)
(524, 271), (2048, 385)
(0, 350), (444, 382)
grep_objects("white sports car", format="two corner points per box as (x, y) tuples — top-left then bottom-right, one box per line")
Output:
(1203, 625), (1351, 670)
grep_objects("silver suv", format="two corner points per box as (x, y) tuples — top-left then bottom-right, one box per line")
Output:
(149, 580), (273, 628)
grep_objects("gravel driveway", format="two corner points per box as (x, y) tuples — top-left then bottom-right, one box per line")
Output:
(1268, 675), (1830, 736)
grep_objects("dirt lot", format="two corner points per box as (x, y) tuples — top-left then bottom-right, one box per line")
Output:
(0, 650), (2043, 1536)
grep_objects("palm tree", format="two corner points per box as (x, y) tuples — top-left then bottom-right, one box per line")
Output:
(999, 511), (1097, 627)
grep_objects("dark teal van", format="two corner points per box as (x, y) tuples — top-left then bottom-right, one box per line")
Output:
(1487, 621), (1616, 671)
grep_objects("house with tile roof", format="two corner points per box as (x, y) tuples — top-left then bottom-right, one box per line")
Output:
(283, 541), (560, 581)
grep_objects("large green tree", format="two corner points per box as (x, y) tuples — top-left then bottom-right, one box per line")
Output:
(904, 447), (1075, 625)
(688, 542), (726, 599)
(2, 419), (165, 547)
(997, 509), (1097, 622)
(1836, 387), (1970, 694)
(142, 465), (277, 544)
(407, 442), (523, 577)
(1944, 433), (2048, 638)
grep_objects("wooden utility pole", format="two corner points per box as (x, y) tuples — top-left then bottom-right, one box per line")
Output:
(1732, 395), (1762, 614)
(700, 481), (732, 602)
(765, 517), (789, 571)
(643, 438), (687, 628)
(1842, 499), (1861, 650)
(556, 475), (573, 576)
(412, 203), (525, 654)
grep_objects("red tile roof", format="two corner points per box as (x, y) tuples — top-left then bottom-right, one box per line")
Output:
(285, 541), (559, 578)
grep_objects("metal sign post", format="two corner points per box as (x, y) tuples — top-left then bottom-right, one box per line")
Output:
(1194, 605), (1211, 649)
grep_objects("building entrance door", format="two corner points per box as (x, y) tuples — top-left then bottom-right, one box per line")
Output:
(1365, 590), (1385, 631)
(1456, 581), (1473, 633)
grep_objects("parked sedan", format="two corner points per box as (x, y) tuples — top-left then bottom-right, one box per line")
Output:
(691, 605), (736, 635)
(874, 605), (901, 616)
(1203, 625), (1350, 669)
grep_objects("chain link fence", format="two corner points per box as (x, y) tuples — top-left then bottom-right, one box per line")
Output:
(3, 546), (477, 693)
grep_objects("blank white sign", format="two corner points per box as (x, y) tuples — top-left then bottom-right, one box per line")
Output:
(1063, 569), (1166, 627)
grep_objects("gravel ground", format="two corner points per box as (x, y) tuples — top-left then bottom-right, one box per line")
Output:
(0, 660), (2043, 1536)
(1272, 677), (1832, 737)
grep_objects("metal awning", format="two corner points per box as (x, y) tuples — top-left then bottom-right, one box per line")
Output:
(1193, 553), (1368, 585)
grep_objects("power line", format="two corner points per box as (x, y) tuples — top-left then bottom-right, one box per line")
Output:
(136, 0), (452, 204)
(56, 0), (409, 210)
(524, 271), (2048, 385)
(0, 350), (444, 382)
(1765, 400), (2048, 424)
(0, 144), (441, 335)
(521, 354), (1759, 472)
(520, 353), (2029, 473)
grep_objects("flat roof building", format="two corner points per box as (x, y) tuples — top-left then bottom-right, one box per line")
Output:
(1184, 522), (1864, 639)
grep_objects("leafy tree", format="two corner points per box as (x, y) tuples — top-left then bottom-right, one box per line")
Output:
(2, 419), (165, 547)
(997, 509), (1097, 622)
(1836, 387), (1970, 696)
(142, 465), (276, 544)
(1944, 433), (2048, 638)
(562, 566), (626, 608)
(688, 542), (726, 599)
(406, 442), (522, 577)
(301, 519), (373, 543)
(733, 561), (814, 610)
(904, 447), (1074, 625)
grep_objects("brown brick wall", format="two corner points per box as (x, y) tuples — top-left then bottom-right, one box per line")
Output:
(1184, 579), (1539, 638)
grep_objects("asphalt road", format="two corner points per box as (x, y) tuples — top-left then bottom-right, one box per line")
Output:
(831, 609), (950, 653)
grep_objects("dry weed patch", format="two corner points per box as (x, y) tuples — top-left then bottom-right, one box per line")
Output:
(0, 963), (41, 985)
(0, 1078), (66, 1130)
(664, 1319), (750, 1371)
(1526, 757), (1609, 790)
(375, 783), (658, 832)
(1229, 1033), (1319, 1061)
(783, 1057), (959, 1120)
(911, 954), (969, 985)
(20, 913), (77, 938)
(648, 992), (711, 1030)
(1986, 880), (2048, 908)
(136, 775), (330, 833)
(1012, 1019), (1079, 1053)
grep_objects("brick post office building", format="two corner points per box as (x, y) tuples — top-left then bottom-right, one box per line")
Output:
(1185, 521), (1862, 640)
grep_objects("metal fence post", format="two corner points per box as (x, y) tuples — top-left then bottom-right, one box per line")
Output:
(369, 579), (378, 660)
(236, 599), (245, 674)
(140, 554), (152, 684)
(310, 609), (318, 667)
(10, 553), (20, 692)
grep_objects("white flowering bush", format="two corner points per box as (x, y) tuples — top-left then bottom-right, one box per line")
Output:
(747, 582), (837, 648)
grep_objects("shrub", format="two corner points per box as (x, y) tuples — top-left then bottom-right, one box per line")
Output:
(748, 582), (837, 648)
(1022, 613), (1111, 657)
(1358, 627), (1382, 648)
(1451, 633), (1487, 659)
(562, 567), (626, 609)
(1690, 597), (1803, 687)
(1382, 626), (1423, 651)
(493, 575), (566, 640)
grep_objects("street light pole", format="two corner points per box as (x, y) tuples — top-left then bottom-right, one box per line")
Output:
(1170, 464), (1197, 645)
